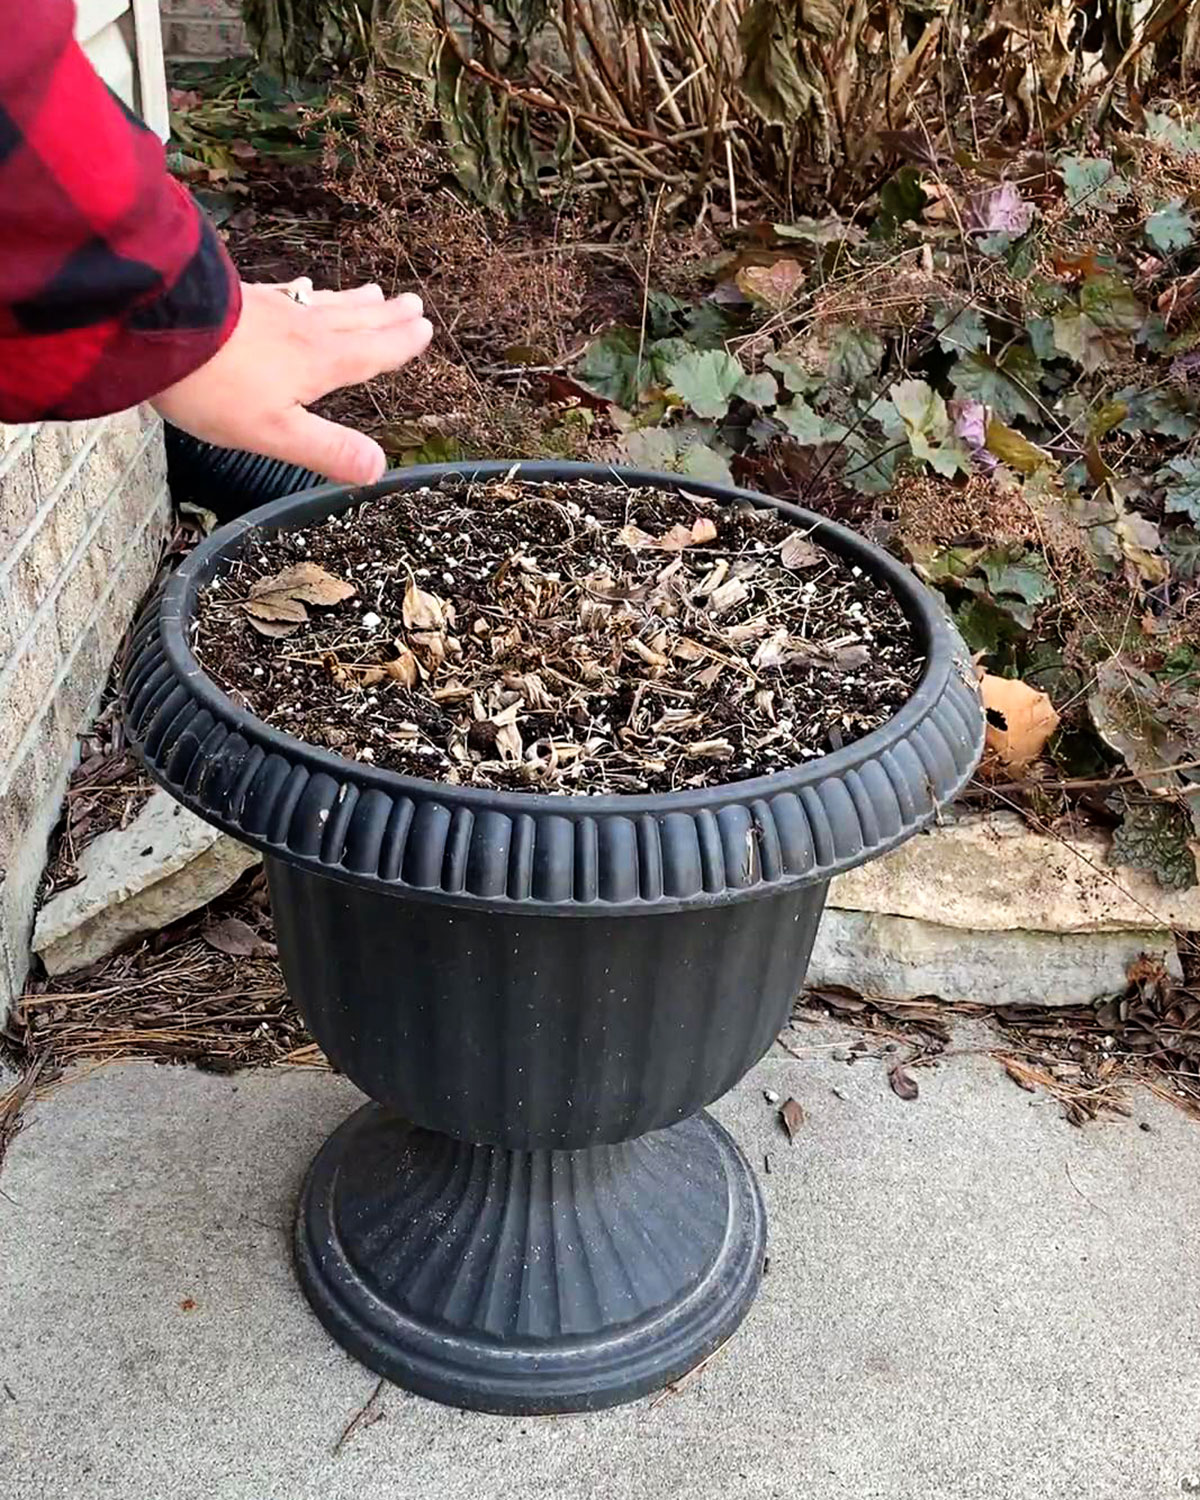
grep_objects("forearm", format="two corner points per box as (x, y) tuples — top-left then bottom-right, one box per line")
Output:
(0, 0), (241, 423)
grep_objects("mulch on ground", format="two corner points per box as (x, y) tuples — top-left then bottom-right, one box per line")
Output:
(4, 886), (1198, 1180)
(195, 476), (920, 793)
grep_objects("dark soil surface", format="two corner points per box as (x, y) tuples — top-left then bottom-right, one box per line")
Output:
(195, 477), (922, 794)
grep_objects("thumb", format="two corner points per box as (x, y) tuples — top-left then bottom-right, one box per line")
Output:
(269, 409), (387, 486)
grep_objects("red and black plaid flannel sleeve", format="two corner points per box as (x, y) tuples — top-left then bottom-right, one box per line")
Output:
(0, 0), (242, 424)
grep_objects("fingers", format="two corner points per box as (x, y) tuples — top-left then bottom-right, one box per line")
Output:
(317, 315), (435, 394)
(270, 409), (388, 485)
(306, 283), (387, 310)
(317, 291), (426, 335)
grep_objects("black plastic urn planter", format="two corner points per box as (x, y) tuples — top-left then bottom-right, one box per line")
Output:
(124, 459), (984, 1415)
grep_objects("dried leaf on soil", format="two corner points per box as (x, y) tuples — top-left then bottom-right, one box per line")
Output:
(780, 531), (822, 569)
(403, 580), (448, 632)
(242, 562), (354, 638)
(203, 916), (273, 958)
(736, 259), (805, 310)
(249, 563), (355, 607)
(197, 478), (920, 795)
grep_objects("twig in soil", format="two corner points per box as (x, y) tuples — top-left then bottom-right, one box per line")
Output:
(333, 1378), (387, 1455)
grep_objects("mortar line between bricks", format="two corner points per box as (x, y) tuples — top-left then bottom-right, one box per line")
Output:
(0, 422), (108, 587)
(0, 430), (166, 794)
(0, 420), (159, 671)
(0, 425), (34, 483)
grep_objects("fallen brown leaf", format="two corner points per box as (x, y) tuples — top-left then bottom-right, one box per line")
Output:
(385, 649), (421, 688)
(779, 1097), (806, 1141)
(403, 580), (447, 632)
(736, 259), (805, 310)
(889, 1064), (919, 1101)
(203, 916), (273, 958)
(780, 531), (823, 569)
(249, 562), (354, 607)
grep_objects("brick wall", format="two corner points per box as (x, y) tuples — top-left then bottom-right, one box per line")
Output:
(161, 0), (248, 62)
(0, 414), (171, 1018)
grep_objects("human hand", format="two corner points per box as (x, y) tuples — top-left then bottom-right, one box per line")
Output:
(151, 279), (433, 485)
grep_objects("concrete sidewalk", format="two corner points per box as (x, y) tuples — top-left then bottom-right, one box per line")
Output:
(1, 1025), (1198, 1500)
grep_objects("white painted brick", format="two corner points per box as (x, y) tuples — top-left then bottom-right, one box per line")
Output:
(0, 410), (171, 1016)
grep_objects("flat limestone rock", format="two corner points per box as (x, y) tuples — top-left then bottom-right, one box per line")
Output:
(33, 789), (260, 976)
(829, 812), (1200, 934)
(809, 908), (1182, 1009)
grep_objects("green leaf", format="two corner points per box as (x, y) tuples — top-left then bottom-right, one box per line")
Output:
(737, 0), (812, 126)
(1164, 525), (1200, 579)
(665, 349), (746, 419)
(885, 379), (970, 477)
(1164, 457), (1200, 521)
(645, 290), (688, 338)
(620, 423), (734, 485)
(575, 331), (689, 406)
(1145, 199), (1196, 254)
(978, 550), (1056, 607)
(736, 370), (779, 408)
(906, 542), (986, 587)
(934, 303), (988, 355)
(1023, 641), (1085, 706)
(1079, 274), (1143, 333)
(1052, 285), (1140, 373)
(684, 301), (732, 351)
(953, 596), (1023, 656)
(777, 397), (838, 445)
(962, 547), (1056, 629)
(619, 426), (678, 469)
(575, 327), (642, 406)
(1089, 660), (1191, 800)
(1117, 386), (1199, 439)
(1060, 155), (1129, 214)
(774, 215), (857, 245)
(876, 166), (926, 233)
(680, 443), (735, 484)
(984, 419), (1051, 476)
(1109, 796), (1198, 891)
(975, 231), (1013, 258)
(887, 378), (944, 435)
(1144, 111), (1200, 157)
(827, 326), (885, 389)
(951, 349), (1041, 424)
(841, 435), (902, 494)
(1025, 315), (1059, 363)
(766, 350), (824, 395)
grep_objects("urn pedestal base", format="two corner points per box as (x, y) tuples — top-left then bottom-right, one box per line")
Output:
(294, 1104), (765, 1414)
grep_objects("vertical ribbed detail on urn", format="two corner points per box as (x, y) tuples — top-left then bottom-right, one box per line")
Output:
(268, 856), (827, 1150)
(295, 1104), (765, 1415)
(329, 1123), (721, 1338)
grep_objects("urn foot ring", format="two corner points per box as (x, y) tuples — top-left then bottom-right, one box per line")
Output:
(294, 1105), (765, 1415)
